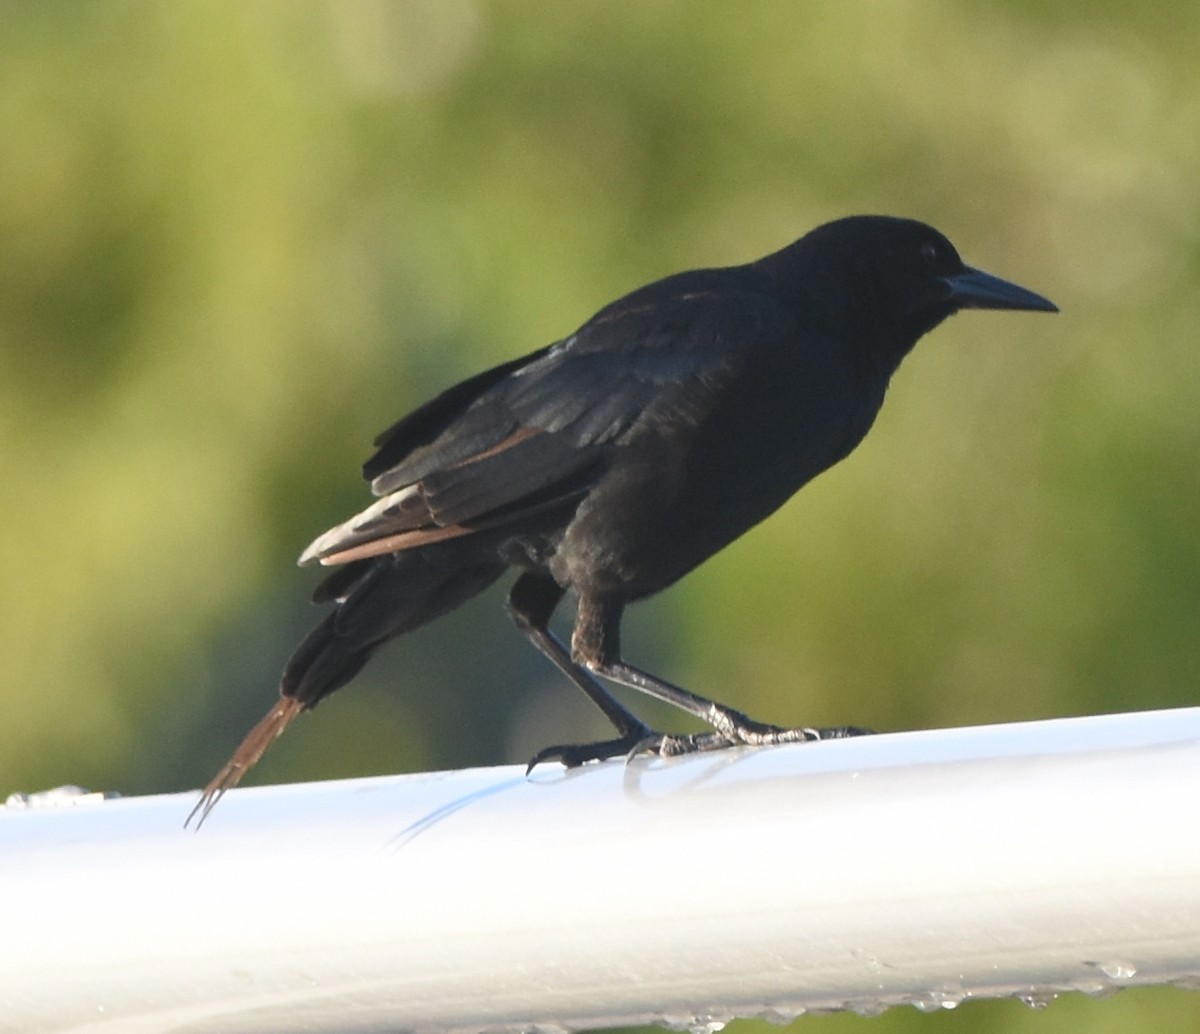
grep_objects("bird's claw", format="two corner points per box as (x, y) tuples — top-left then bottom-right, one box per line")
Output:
(525, 728), (656, 772)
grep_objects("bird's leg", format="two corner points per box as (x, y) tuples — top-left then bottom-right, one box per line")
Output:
(564, 593), (730, 757)
(573, 593), (872, 756)
(507, 573), (656, 770)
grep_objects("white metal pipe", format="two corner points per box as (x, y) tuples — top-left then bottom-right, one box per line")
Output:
(2, 707), (1199, 1034)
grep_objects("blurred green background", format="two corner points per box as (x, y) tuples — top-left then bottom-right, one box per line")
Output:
(2, 2), (1198, 1032)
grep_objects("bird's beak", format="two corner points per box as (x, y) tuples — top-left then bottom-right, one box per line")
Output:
(944, 266), (1058, 313)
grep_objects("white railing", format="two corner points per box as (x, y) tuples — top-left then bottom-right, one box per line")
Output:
(3, 707), (1199, 1033)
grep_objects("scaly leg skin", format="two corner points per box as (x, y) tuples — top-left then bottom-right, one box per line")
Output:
(628, 722), (874, 760)
(528, 722), (875, 773)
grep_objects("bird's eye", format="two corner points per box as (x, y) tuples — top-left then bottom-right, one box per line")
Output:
(919, 241), (941, 265)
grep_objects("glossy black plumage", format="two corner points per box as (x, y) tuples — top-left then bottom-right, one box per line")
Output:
(189, 215), (1056, 826)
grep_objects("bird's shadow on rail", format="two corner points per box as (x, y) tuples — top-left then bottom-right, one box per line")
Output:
(383, 746), (765, 852)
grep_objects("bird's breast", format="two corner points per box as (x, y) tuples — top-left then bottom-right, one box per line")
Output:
(548, 347), (890, 601)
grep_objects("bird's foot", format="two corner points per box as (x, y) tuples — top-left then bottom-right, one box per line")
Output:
(627, 729), (732, 759)
(705, 706), (873, 747)
(526, 725), (657, 772)
(807, 724), (874, 740)
(625, 723), (872, 760)
(526, 720), (874, 773)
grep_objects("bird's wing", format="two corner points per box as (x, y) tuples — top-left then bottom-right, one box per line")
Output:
(362, 348), (551, 484)
(302, 276), (794, 566)
(498, 271), (794, 447)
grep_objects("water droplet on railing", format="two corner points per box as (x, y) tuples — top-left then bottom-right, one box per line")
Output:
(909, 989), (965, 1012)
(1017, 990), (1058, 1010)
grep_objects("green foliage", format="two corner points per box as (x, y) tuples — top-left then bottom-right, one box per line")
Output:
(2, 4), (1197, 1030)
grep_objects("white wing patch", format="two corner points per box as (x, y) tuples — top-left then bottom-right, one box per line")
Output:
(297, 483), (425, 565)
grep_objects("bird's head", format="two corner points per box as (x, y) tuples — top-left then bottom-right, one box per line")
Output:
(768, 215), (1057, 361)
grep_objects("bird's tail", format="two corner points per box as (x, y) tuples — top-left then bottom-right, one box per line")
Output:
(187, 545), (506, 828)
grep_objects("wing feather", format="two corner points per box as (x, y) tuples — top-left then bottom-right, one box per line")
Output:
(303, 271), (797, 568)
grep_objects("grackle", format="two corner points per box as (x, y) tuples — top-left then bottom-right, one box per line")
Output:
(189, 215), (1056, 826)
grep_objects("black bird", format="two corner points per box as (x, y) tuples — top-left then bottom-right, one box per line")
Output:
(189, 215), (1056, 825)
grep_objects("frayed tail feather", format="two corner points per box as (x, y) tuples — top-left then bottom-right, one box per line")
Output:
(185, 697), (305, 830)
